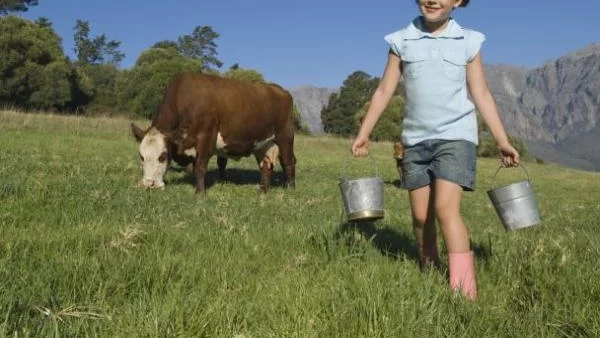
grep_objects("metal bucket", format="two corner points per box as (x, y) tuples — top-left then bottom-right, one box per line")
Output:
(339, 156), (384, 222)
(487, 165), (541, 231)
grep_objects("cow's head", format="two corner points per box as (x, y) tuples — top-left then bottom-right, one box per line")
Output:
(131, 123), (169, 189)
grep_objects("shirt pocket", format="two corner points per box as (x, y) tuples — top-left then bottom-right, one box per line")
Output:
(442, 52), (467, 81)
(401, 52), (428, 79)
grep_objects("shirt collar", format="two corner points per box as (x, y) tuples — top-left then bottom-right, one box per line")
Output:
(404, 16), (465, 39)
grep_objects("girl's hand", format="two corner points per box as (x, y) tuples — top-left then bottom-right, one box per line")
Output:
(351, 136), (369, 157)
(497, 142), (520, 167)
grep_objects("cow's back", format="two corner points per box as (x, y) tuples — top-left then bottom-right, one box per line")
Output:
(152, 73), (292, 128)
(178, 72), (292, 120)
(165, 73), (293, 152)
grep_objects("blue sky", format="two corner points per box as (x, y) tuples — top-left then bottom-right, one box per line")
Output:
(21, 0), (600, 89)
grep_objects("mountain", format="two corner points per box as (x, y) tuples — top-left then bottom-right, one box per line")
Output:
(486, 44), (600, 171)
(289, 86), (338, 134)
(290, 44), (600, 171)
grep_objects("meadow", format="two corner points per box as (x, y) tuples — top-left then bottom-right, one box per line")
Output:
(1, 109), (599, 337)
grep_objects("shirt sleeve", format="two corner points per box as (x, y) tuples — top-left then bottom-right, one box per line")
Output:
(384, 31), (404, 57)
(466, 30), (485, 62)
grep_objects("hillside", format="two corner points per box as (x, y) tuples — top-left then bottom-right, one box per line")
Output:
(289, 86), (338, 134)
(486, 44), (600, 170)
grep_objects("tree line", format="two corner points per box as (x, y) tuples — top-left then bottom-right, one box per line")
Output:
(0, 1), (525, 154)
(0, 15), (263, 116)
(0, 4), (309, 132)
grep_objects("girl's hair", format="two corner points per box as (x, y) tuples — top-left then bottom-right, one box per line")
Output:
(416, 0), (470, 7)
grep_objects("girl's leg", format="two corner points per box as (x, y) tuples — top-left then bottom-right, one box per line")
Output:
(433, 179), (469, 252)
(408, 185), (441, 270)
(434, 178), (477, 300)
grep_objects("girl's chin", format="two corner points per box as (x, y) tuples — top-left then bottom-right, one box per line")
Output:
(422, 15), (449, 25)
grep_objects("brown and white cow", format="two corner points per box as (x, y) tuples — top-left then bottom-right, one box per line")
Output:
(130, 72), (296, 193)
(393, 141), (404, 182)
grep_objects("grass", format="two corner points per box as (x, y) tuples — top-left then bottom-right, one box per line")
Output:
(1, 109), (599, 337)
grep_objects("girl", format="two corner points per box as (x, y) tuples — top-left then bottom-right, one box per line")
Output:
(351, 0), (520, 300)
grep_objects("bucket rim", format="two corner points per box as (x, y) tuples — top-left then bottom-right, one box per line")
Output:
(347, 210), (385, 222)
(339, 176), (384, 185)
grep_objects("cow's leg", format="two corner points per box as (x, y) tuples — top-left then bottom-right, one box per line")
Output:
(217, 156), (227, 181)
(275, 131), (296, 189)
(258, 158), (274, 193)
(393, 142), (404, 184)
(255, 143), (278, 193)
(194, 129), (218, 194)
(395, 158), (403, 183)
(193, 153), (210, 194)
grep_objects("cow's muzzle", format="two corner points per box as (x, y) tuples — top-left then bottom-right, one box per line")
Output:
(137, 179), (165, 189)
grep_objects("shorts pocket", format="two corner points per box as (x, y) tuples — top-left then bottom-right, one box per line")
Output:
(442, 52), (466, 81)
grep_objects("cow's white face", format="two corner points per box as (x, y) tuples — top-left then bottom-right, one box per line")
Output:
(137, 128), (168, 189)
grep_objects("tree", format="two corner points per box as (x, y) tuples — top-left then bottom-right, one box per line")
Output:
(178, 26), (223, 71)
(0, 0), (38, 15)
(476, 111), (527, 158)
(117, 48), (201, 118)
(151, 40), (179, 51)
(222, 66), (264, 83)
(356, 95), (404, 142)
(135, 46), (181, 67)
(477, 133), (527, 159)
(0, 15), (72, 109)
(73, 20), (124, 66)
(321, 71), (379, 136)
(293, 105), (311, 135)
(34, 16), (51, 28)
(147, 26), (223, 73)
(71, 63), (121, 114)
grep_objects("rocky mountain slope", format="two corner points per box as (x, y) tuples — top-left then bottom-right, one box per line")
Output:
(289, 86), (338, 134)
(486, 44), (600, 170)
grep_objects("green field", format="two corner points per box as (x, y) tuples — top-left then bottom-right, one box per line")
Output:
(1, 110), (599, 337)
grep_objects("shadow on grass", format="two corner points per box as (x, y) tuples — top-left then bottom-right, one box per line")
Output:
(470, 235), (494, 263)
(335, 221), (495, 266)
(168, 167), (287, 190)
(336, 221), (419, 262)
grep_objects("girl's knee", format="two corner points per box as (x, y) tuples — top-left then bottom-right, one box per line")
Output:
(434, 203), (461, 223)
(412, 214), (434, 229)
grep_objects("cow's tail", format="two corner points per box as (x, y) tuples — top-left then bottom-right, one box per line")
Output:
(277, 92), (296, 188)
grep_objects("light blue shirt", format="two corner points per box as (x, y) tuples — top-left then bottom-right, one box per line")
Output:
(385, 17), (485, 146)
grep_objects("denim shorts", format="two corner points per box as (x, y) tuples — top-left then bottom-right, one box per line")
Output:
(400, 139), (476, 191)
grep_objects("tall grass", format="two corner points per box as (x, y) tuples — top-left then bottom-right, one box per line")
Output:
(1, 109), (599, 337)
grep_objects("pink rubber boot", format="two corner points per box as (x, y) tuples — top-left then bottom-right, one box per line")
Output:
(448, 251), (477, 300)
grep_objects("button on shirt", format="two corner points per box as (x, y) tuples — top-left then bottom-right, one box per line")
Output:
(385, 17), (485, 146)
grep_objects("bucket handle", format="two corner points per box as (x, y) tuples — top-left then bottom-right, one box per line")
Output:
(340, 153), (380, 182)
(491, 163), (531, 188)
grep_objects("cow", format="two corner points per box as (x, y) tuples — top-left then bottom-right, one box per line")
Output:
(130, 72), (296, 194)
(393, 141), (404, 183)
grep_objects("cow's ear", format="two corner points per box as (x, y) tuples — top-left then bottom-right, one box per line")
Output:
(131, 123), (146, 143)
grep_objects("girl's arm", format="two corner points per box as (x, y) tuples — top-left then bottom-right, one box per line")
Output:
(351, 51), (401, 157)
(467, 52), (520, 167)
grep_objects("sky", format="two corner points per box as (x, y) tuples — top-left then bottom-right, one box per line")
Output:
(21, 0), (600, 89)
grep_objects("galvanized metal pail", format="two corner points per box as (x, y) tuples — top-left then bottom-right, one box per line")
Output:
(339, 156), (384, 222)
(487, 165), (541, 231)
